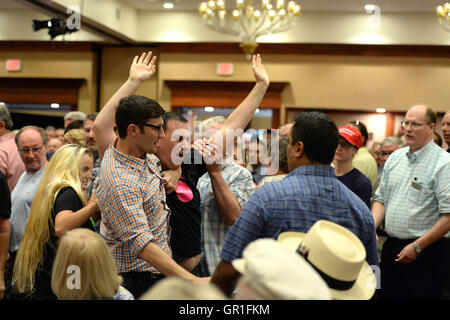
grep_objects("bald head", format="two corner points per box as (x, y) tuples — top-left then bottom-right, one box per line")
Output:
(403, 105), (436, 152)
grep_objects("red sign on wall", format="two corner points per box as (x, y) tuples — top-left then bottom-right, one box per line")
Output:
(6, 59), (21, 71)
(216, 63), (234, 76)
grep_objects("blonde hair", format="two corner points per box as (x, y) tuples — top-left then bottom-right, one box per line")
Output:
(139, 277), (227, 300)
(12, 144), (90, 294)
(64, 129), (86, 147)
(51, 228), (122, 300)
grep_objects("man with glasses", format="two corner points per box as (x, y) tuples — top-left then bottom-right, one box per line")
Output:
(0, 105), (24, 192)
(94, 52), (210, 299)
(333, 125), (372, 209)
(372, 105), (450, 300)
(5, 126), (48, 299)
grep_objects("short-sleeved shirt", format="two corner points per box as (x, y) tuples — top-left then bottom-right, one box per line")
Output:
(0, 171), (11, 219)
(9, 167), (46, 252)
(374, 140), (450, 239)
(98, 139), (171, 274)
(0, 132), (25, 192)
(168, 149), (207, 261)
(336, 168), (372, 209)
(34, 186), (89, 300)
(198, 162), (256, 275)
(220, 165), (379, 267)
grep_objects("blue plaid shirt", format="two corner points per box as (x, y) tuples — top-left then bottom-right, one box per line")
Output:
(220, 165), (379, 267)
(198, 163), (256, 275)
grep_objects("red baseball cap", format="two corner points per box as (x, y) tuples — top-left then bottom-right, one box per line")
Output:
(338, 125), (362, 150)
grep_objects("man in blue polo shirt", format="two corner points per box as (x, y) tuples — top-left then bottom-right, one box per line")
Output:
(211, 111), (379, 297)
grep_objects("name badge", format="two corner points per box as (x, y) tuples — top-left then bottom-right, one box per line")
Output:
(411, 181), (422, 190)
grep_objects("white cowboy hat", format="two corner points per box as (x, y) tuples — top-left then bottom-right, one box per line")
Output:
(277, 220), (377, 300)
(232, 238), (332, 300)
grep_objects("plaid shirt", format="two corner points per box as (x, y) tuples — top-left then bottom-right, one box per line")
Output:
(197, 162), (255, 275)
(86, 156), (101, 200)
(374, 140), (450, 239)
(98, 139), (171, 273)
(220, 165), (379, 267)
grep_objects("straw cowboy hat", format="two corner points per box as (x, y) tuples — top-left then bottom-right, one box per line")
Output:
(232, 238), (332, 300)
(277, 220), (377, 300)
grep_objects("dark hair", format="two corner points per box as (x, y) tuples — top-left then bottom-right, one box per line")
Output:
(15, 126), (48, 146)
(0, 105), (13, 131)
(115, 95), (166, 139)
(425, 107), (437, 125)
(86, 113), (98, 122)
(162, 112), (188, 130)
(291, 111), (338, 164)
(64, 120), (84, 134)
(349, 120), (369, 146)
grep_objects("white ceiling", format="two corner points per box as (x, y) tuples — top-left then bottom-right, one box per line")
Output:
(124, 0), (446, 13)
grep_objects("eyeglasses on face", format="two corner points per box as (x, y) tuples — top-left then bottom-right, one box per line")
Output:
(338, 140), (355, 149)
(136, 123), (164, 134)
(401, 121), (429, 129)
(378, 151), (393, 158)
(19, 146), (43, 155)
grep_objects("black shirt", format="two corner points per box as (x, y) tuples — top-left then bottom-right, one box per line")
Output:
(336, 168), (372, 209)
(34, 187), (93, 300)
(168, 150), (207, 261)
(0, 171), (11, 219)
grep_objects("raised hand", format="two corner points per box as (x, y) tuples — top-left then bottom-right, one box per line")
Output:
(129, 51), (157, 83)
(252, 54), (269, 86)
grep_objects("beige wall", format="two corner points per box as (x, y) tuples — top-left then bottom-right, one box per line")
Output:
(0, 48), (98, 114)
(100, 47), (159, 109)
(158, 53), (450, 119)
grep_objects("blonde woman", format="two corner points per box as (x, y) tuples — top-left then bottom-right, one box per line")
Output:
(12, 144), (99, 300)
(64, 129), (86, 147)
(51, 228), (133, 300)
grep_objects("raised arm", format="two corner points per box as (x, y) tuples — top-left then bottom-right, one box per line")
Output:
(94, 51), (157, 158)
(208, 54), (269, 150)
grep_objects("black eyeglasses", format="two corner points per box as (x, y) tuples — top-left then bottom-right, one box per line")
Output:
(136, 123), (164, 134)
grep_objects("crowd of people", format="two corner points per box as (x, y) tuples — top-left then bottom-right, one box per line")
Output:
(0, 51), (449, 301)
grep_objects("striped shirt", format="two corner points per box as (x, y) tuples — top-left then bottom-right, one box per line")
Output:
(98, 139), (171, 274)
(374, 140), (450, 239)
(220, 165), (379, 267)
(197, 162), (255, 275)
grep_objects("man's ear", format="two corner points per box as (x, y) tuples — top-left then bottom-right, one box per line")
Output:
(294, 141), (304, 159)
(0, 121), (5, 130)
(127, 124), (139, 137)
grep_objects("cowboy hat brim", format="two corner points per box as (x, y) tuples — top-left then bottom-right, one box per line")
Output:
(277, 231), (376, 300)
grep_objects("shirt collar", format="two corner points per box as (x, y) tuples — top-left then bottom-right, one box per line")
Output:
(288, 164), (336, 178)
(406, 139), (434, 163)
(111, 138), (160, 172)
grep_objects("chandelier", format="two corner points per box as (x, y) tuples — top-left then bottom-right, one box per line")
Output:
(436, 3), (450, 32)
(199, 0), (301, 59)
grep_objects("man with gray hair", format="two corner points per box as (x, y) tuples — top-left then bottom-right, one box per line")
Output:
(64, 111), (86, 129)
(196, 116), (256, 277)
(372, 104), (450, 300)
(0, 105), (24, 191)
(5, 126), (48, 299)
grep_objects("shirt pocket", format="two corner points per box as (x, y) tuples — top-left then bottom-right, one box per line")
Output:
(407, 184), (421, 204)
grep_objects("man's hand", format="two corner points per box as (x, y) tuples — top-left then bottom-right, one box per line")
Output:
(192, 139), (223, 168)
(252, 54), (269, 86)
(129, 51), (157, 84)
(395, 243), (419, 264)
(162, 167), (182, 194)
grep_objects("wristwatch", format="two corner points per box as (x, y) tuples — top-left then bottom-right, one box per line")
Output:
(412, 241), (422, 254)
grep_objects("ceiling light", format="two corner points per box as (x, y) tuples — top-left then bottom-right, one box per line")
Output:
(204, 106), (215, 112)
(376, 108), (386, 113)
(364, 4), (376, 12)
(51, 103), (60, 109)
(163, 2), (174, 9)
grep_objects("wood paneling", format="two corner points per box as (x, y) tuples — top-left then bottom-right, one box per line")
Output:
(0, 77), (83, 105)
